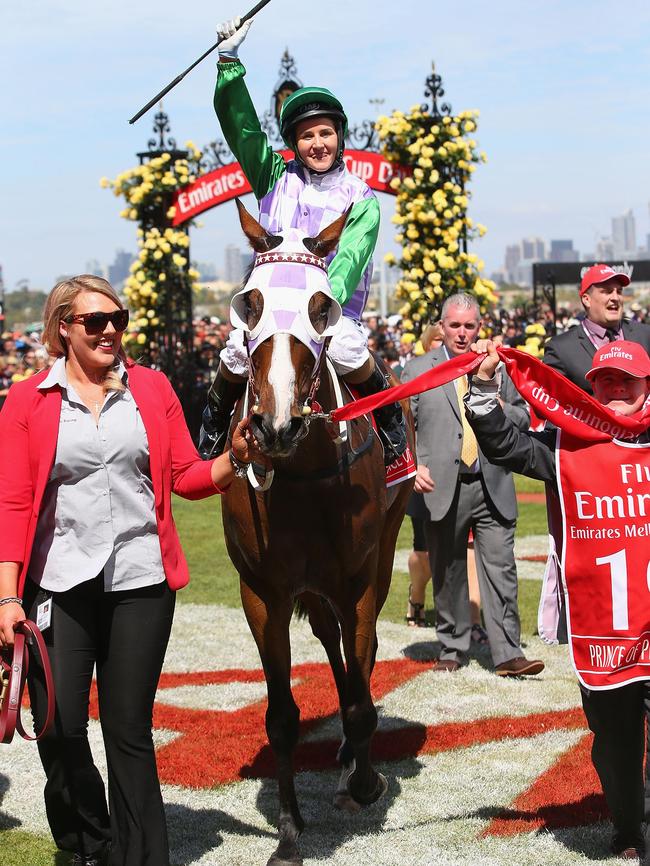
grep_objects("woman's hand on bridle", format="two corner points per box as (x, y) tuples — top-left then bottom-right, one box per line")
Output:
(231, 416), (272, 469)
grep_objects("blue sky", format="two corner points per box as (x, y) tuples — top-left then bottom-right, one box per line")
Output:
(2, 0), (650, 291)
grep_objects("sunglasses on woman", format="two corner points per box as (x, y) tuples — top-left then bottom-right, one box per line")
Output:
(63, 309), (130, 335)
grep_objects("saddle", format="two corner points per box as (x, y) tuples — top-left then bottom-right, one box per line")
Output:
(0, 620), (55, 744)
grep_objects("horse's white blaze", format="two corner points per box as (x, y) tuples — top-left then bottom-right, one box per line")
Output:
(268, 333), (295, 429)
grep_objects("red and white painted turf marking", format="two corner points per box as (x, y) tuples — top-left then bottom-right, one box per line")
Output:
(1, 600), (626, 865)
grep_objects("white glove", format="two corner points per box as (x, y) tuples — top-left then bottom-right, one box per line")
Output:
(217, 17), (253, 59)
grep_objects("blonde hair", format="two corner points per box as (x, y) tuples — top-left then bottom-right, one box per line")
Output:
(42, 275), (127, 394)
(420, 322), (444, 353)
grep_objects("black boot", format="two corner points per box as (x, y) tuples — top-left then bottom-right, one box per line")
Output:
(198, 367), (246, 459)
(354, 362), (407, 466)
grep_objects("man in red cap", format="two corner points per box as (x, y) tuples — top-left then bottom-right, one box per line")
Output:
(544, 264), (650, 395)
(466, 338), (650, 863)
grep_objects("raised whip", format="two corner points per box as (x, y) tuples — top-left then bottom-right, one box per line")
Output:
(128, 0), (273, 125)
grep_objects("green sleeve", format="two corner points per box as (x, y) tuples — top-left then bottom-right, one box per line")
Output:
(328, 197), (380, 306)
(213, 60), (286, 200)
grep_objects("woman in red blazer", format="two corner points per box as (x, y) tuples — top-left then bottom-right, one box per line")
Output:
(0, 275), (260, 866)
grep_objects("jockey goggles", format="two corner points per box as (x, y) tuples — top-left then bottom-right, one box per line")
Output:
(63, 309), (130, 335)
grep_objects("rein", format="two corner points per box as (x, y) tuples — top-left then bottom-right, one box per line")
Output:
(240, 342), (374, 489)
(0, 620), (55, 744)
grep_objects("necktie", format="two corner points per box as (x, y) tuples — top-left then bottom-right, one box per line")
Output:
(605, 329), (619, 343)
(456, 375), (479, 469)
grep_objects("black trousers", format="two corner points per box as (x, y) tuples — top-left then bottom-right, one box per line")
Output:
(580, 681), (650, 856)
(25, 575), (175, 866)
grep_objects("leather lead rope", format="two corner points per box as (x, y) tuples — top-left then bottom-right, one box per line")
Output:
(0, 620), (55, 744)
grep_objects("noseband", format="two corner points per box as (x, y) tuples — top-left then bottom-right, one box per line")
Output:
(243, 330), (331, 420)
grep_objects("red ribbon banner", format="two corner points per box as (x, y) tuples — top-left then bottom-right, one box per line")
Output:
(331, 348), (650, 442)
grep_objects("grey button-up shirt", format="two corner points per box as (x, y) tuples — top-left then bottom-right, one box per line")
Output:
(30, 357), (166, 592)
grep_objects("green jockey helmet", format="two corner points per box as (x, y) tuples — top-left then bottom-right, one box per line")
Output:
(280, 87), (348, 168)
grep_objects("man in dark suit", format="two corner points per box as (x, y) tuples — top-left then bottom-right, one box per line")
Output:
(544, 263), (650, 394)
(401, 293), (544, 676)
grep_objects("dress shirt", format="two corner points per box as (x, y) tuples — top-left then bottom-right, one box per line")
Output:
(465, 375), (500, 418)
(582, 318), (623, 350)
(30, 357), (166, 592)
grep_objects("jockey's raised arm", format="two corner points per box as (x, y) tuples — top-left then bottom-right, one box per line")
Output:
(199, 18), (405, 466)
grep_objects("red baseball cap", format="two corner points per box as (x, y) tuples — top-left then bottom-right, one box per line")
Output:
(586, 340), (650, 381)
(580, 263), (630, 296)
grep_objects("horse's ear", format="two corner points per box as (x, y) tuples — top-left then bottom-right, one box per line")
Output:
(303, 206), (353, 258)
(235, 198), (283, 253)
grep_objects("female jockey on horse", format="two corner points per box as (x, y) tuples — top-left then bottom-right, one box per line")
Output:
(199, 17), (407, 465)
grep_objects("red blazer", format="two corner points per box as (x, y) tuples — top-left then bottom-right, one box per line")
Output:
(0, 360), (222, 596)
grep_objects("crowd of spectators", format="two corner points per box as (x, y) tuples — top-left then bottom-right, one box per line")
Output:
(3, 300), (649, 408)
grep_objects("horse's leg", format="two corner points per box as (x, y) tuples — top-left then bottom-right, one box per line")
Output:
(299, 592), (362, 811)
(338, 571), (388, 807)
(240, 579), (304, 866)
(301, 592), (346, 704)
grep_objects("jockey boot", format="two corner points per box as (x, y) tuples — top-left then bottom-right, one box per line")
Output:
(354, 361), (407, 466)
(198, 366), (246, 459)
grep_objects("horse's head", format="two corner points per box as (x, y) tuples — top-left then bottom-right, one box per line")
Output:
(231, 199), (348, 457)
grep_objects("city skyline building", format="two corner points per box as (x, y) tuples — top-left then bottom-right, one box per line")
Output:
(224, 243), (245, 284)
(549, 239), (579, 263)
(612, 208), (636, 257)
(108, 249), (136, 287)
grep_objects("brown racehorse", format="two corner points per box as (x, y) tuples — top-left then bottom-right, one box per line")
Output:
(222, 200), (415, 866)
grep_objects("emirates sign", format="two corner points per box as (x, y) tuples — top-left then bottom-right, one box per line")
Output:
(171, 149), (409, 226)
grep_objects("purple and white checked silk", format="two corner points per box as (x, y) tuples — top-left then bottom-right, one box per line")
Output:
(230, 230), (342, 359)
(258, 161), (374, 321)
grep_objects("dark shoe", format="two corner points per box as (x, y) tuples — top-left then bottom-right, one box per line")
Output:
(617, 849), (642, 861)
(198, 367), (246, 459)
(406, 585), (428, 627)
(354, 363), (407, 466)
(432, 659), (461, 673)
(71, 851), (107, 866)
(612, 834), (645, 861)
(495, 656), (545, 677)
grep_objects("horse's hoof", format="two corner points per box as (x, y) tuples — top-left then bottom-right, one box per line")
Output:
(333, 788), (362, 814)
(266, 855), (303, 866)
(347, 770), (388, 806)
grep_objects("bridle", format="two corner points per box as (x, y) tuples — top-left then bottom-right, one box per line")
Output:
(243, 330), (332, 422)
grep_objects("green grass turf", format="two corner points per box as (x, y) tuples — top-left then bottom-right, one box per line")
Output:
(0, 830), (60, 866)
